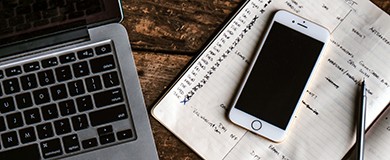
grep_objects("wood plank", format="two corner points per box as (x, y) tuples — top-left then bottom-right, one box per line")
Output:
(133, 52), (192, 109)
(121, 0), (242, 54)
(132, 52), (199, 159)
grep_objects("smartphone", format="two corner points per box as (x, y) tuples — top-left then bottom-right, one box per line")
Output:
(228, 10), (330, 142)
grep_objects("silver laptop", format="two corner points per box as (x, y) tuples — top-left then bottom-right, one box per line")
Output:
(0, 0), (158, 159)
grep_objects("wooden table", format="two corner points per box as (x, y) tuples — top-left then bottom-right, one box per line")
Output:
(120, 0), (390, 159)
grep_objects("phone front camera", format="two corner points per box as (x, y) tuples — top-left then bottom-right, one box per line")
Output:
(292, 20), (295, 23)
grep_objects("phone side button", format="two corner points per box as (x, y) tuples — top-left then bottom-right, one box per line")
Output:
(251, 120), (262, 131)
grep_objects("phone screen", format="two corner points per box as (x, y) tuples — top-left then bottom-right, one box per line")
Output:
(235, 21), (325, 130)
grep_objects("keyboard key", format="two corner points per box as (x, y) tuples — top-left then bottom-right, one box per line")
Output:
(42, 57), (59, 68)
(20, 74), (38, 90)
(5, 66), (22, 77)
(97, 125), (113, 136)
(9, 16), (24, 27)
(37, 123), (54, 139)
(41, 104), (59, 120)
(86, 6), (102, 15)
(59, 53), (76, 64)
(59, 3), (76, 14)
(50, 84), (68, 101)
(1, 8), (14, 18)
(32, 1), (48, 12)
(23, 62), (40, 72)
(93, 88), (124, 108)
(102, 71), (120, 88)
(71, 114), (89, 131)
(82, 138), (98, 149)
(62, 134), (80, 153)
(0, 117), (6, 132)
(16, 4), (32, 14)
(16, 92), (33, 109)
(18, 0), (34, 6)
(73, 61), (90, 77)
(89, 104), (128, 127)
(40, 138), (63, 159)
(59, 100), (76, 116)
(1, 131), (19, 148)
(0, 97), (16, 113)
(0, 18), (6, 28)
(3, 78), (21, 94)
(0, 70), (4, 79)
(95, 44), (111, 55)
(68, 80), (85, 96)
(6, 112), (24, 129)
(77, 48), (94, 59)
(76, 95), (93, 112)
(38, 70), (55, 86)
(54, 118), (71, 135)
(55, 65), (73, 82)
(19, 127), (37, 144)
(42, 9), (58, 19)
(24, 108), (42, 125)
(25, 12), (42, 22)
(33, 88), (51, 105)
(0, 144), (40, 159)
(90, 55), (116, 73)
(76, 0), (91, 11)
(117, 129), (133, 140)
(99, 133), (115, 145)
(85, 76), (102, 92)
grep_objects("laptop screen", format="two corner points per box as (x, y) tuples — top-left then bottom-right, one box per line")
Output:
(0, 0), (121, 48)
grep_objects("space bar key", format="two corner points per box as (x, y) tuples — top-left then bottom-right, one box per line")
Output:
(89, 104), (129, 127)
(0, 144), (41, 159)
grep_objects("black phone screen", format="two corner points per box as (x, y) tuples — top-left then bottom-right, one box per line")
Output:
(235, 21), (325, 130)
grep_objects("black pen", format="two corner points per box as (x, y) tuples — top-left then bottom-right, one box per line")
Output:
(356, 79), (367, 160)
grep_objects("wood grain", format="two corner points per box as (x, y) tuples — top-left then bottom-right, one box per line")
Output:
(123, 0), (390, 159)
(121, 0), (242, 55)
(372, 0), (390, 13)
(133, 52), (198, 159)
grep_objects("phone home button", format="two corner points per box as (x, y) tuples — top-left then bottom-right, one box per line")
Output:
(251, 120), (262, 131)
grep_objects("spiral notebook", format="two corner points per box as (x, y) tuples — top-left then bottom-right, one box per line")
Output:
(152, 0), (390, 159)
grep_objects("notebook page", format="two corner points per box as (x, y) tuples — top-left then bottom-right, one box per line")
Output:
(152, 0), (390, 159)
(224, 0), (390, 159)
(152, 2), (272, 159)
(365, 105), (390, 159)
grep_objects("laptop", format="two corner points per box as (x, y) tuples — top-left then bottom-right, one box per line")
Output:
(0, 0), (158, 159)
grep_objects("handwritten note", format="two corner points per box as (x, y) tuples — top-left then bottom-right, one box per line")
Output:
(152, 0), (390, 159)
(176, 1), (270, 106)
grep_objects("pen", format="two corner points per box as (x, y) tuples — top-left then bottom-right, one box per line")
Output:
(356, 79), (367, 160)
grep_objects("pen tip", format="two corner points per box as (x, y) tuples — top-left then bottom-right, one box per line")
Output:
(360, 78), (366, 89)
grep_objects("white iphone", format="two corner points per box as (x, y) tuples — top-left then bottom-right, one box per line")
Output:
(228, 10), (330, 142)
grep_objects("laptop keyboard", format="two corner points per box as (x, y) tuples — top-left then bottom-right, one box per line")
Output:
(0, 40), (136, 159)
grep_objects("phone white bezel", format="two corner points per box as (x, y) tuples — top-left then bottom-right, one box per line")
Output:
(228, 10), (330, 142)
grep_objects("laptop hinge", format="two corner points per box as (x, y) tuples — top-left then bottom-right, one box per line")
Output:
(0, 27), (89, 59)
